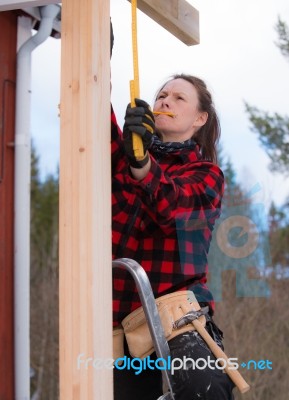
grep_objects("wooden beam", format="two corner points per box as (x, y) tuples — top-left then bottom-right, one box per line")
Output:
(0, 0), (59, 12)
(59, 0), (112, 399)
(128, 0), (199, 46)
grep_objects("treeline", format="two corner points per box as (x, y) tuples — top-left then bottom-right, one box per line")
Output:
(30, 148), (289, 399)
(217, 16), (289, 398)
(213, 157), (289, 400)
(30, 149), (59, 399)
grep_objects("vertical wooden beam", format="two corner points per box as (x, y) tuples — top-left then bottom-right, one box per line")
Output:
(59, 0), (112, 399)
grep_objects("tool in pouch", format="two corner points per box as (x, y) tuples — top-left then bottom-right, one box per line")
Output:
(173, 308), (250, 394)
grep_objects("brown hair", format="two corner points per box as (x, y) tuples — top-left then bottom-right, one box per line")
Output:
(155, 74), (221, 164)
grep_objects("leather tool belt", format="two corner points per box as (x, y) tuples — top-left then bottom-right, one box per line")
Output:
(113, 290), (207, 360)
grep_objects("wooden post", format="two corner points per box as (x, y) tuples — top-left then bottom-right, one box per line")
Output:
(59, 0), (112, 399)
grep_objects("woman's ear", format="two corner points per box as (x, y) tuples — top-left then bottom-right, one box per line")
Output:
(194, 111), (208, 128)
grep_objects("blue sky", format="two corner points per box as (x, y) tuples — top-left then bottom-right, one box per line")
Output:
(31, 0), (289, 208)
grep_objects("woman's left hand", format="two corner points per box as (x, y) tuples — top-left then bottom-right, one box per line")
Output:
(123, 98), (155, 168)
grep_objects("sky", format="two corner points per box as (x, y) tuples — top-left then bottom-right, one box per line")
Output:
(31, 0), (289, 208)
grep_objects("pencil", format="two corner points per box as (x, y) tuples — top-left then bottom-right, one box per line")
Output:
(153, 111), (175, 117)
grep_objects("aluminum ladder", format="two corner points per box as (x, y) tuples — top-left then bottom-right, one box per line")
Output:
(112, 258), (175, 400)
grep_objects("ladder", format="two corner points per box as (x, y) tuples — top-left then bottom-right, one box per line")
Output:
(112, 258), (175, 400)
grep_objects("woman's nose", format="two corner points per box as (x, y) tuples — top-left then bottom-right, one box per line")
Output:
(162, 97), (171, 108)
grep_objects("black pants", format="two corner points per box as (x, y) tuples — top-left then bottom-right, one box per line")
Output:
(114, 322), (235, 400)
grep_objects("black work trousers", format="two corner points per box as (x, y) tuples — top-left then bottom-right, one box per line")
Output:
(114, 325), (235, 400)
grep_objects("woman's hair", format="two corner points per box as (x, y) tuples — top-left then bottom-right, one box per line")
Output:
(155, 73), (221, 164)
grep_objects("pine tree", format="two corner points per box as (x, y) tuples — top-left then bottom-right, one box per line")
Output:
(30, 144), (59, 400)
(244, 17), (289, 175)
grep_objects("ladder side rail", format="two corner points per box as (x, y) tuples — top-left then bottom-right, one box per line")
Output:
(112, 258), (175, 400)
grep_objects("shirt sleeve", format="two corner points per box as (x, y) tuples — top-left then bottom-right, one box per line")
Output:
(125, 155), (224, 229)
(111, 105), (125, 172)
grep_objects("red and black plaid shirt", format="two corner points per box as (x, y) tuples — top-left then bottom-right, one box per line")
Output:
(111, 109), (224, 327)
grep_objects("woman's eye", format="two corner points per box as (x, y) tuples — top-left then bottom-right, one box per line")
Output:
(158, 95), (165, 99)
(178, 96), (184, 100)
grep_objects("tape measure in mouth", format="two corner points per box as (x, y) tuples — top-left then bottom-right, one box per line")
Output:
(130, 0), (144, 160)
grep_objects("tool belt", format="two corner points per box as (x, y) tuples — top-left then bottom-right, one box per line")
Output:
(113, 290), (207, 360)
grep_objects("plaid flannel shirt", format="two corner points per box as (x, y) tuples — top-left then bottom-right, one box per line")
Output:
(111, 108), (224, 327)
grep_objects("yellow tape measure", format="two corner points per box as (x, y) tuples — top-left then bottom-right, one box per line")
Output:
(130, 0), (144, 159)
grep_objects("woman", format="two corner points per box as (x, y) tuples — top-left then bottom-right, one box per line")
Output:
(111, 74), (234, 400)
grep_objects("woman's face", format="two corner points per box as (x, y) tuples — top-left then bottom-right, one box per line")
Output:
(153, 78), (208, 142)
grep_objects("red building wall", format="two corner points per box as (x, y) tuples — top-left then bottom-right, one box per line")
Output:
(0, 10), (17, 400)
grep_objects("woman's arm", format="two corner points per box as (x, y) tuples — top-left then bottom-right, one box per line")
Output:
(130, 156), (151, 180)
(125, 156), (224, 229)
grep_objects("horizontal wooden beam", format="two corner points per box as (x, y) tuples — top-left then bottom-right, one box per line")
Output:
(128, 0), (199, 46)
(0, 0), (59, 12)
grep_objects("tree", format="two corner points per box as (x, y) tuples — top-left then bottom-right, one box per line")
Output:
(268, 200), (289, 275)
(275, 16), (289, 60)
(244, 14), (289, 279)
(244, 104), (289, 175)
(213, 154), (289, 400)
(209, 152), (270, 302)
(245, 17), (289, 175)
(30, 145), (59, 400)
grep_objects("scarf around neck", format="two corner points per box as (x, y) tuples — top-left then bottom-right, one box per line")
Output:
(151, 135), (197, 156)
